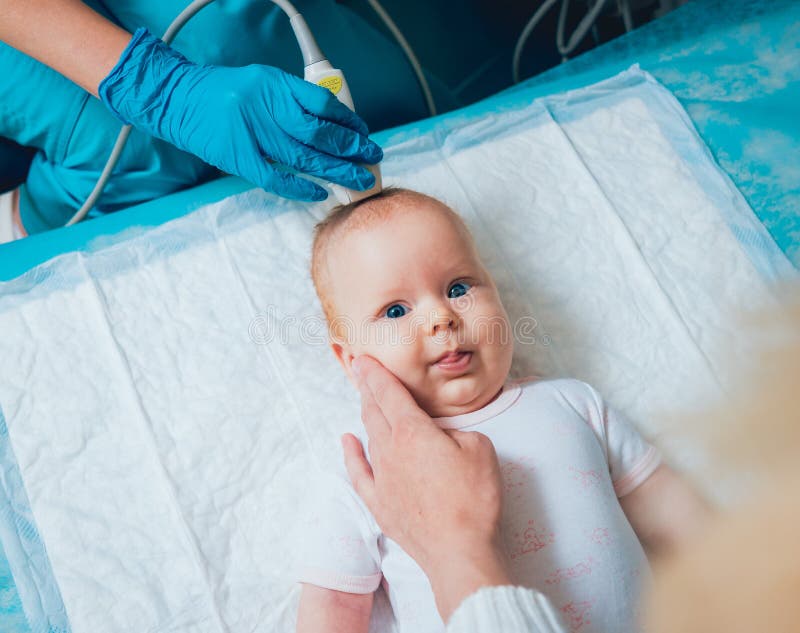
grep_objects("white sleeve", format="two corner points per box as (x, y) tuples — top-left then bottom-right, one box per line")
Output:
(447, 586), (569, 633)
(295, 474), (382, 594)
(581, 382), (661, 497)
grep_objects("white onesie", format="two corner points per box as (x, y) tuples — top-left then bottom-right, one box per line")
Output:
(297, 378), (661, 633)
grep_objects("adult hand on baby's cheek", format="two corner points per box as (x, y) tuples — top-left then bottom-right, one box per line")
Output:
(342, 355), (512, 622)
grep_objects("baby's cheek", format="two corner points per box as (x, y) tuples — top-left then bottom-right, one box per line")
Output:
(354, 320), (410, 368)
(486, 343), (514, 386)
(354, 321), (403, 353)
(365, 341), (434, 406)
(463, 304), (511, 347)
(480, 320), (514, 363)
(374, 340), (421, 382)
(466, 310), (514, 373)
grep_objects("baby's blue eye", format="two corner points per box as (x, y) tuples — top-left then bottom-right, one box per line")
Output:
(448, 282), (471, 299)
(385, 304), (407, 319)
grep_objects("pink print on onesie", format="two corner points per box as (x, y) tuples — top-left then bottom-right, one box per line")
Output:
(570, 466), (603, 492)
(500, 458), (554, 560)
(545, 556), (596, 585)
(585, 526), (612, 546)
(561, 599), (594, 632)
(501, 457), (536, 503)
(507, 518), (555, 560)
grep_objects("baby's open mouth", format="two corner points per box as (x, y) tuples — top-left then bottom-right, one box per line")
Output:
(434, 350), (472, 372)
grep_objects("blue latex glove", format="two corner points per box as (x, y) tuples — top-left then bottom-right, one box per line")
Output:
(99, 28), (382, 201)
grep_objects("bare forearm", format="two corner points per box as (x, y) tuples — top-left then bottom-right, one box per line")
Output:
(0, 0), (131, 96)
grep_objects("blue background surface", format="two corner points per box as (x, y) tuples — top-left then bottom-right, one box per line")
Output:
(0, 540), (29, 631)
(1, 0), (798, 630)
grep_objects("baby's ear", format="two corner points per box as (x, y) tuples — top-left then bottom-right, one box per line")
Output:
(331, 341), (357, 383)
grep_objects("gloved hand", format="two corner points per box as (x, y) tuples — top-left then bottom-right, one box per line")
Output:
(99, 28), (382, 201)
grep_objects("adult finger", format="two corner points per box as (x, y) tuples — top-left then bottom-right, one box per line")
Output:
(444, 429), (495, 456)
(264, 166), (328, 201)
(285, 142), (376, 190)
(290, 78), (370, 136)
(286, 113), (383, 165)
(448, 429), (495, 451)
(354, 358), (392, 446)
(341, 433), (377, 511)
(353, 355), (428, 432)
(236, 149), (327, 201)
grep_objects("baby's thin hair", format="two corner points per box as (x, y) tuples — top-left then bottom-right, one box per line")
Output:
(310, 187), (467, 323)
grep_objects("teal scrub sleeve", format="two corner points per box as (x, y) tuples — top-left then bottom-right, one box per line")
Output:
(98, 28), (383, 201)
(0, 38), (215, 234)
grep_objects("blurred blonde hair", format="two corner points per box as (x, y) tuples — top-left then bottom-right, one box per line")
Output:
(647, 291), (800, 633)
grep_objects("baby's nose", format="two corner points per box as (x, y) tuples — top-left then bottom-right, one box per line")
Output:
(430, 310), (456, 335)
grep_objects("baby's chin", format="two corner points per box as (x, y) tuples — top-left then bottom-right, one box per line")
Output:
(422, 375), (504, 418)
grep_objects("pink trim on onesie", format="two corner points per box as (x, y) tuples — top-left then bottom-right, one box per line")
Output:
(432, 380), (525, 430)
(297, 567), (382, 594)
(613, 445), (661, 497)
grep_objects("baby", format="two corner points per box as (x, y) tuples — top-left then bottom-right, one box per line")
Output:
(296, 188), (709, 633)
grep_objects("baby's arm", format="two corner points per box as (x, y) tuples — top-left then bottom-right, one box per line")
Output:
(619, 463), (714, 556)
(296, 584), (373, 633)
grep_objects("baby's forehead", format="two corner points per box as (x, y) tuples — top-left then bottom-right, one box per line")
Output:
(348, 193), (436, 223)
(331, 204), (477, 282)
(336, 196), (469, 245)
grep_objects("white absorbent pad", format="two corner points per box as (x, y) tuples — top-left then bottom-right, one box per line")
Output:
(0, 67), (795, 633)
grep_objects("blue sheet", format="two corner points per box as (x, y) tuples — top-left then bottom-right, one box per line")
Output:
(1, 0), (798, 629)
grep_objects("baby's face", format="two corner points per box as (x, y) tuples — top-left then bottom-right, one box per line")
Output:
(327, 199), (513, 417)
